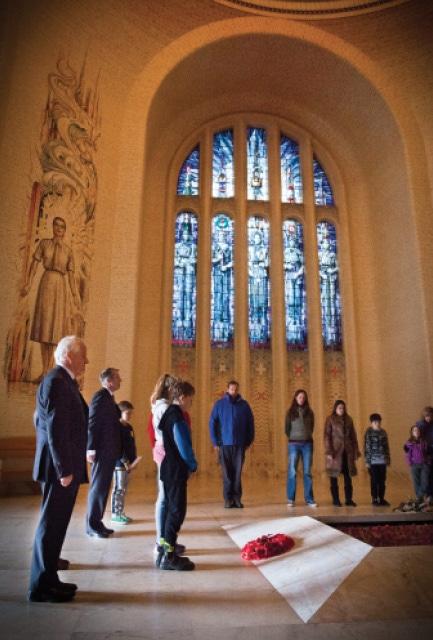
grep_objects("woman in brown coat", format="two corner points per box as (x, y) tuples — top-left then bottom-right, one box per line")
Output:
(324, 399), (361, 506)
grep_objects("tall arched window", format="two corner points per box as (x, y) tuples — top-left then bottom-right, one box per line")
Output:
(169, 119), (347, 477)
(172, 211), (198, 346)
(211, 213), (234, 345)
(280, 136), (303, 203)
(177, 146), (200, 196)
(248, 216), (271, 347)
(282, 219), (307, 349)
(316, 221), (342, 349)
(212, 130), (234, 198)
(247, 127), (269, 201)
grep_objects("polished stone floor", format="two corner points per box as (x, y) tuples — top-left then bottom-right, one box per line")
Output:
(1, 470), (433, 639)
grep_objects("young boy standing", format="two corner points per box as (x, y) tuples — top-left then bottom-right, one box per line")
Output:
(364, 413), (391, 506)
(111, 400), (139, 525)
(158, 380), (198, 571)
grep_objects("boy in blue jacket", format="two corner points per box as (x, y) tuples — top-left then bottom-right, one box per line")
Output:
(158, 380), (197, 571)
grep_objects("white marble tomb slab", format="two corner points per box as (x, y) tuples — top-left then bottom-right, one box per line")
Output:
(223, 515), (372, 623)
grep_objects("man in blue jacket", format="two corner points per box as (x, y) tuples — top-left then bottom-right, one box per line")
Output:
(209, 380), (255, 508)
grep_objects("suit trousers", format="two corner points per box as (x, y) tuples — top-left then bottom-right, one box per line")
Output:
(219, 445), (245, 502)
(162, 478), (187, 547)
(87, 456), (116, 532)
(29, 478), (79, 592)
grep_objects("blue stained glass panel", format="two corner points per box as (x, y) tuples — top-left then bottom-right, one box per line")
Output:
(211, 214), (234, 345)
(313, 156), (334, 206)
(212, 130), (234, 198)
(177, 146), (200, 196)
(248, 216), (271, 346)
(172, 212), (198, 346)
(316, 221), (342, 349)
(283, 220), (307, 349)
(280, 136), (303, 203)
(247, 127), (269, 201)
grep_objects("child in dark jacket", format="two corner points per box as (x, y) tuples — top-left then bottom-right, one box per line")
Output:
(158, 380), (198, 571)
(404, 425), (430, 502)
(111, 401), (140, 525)
(364, 413), (391, 506)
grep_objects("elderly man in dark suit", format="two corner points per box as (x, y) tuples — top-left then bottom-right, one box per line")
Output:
(28, 335), (88, 603)
(86, 367), (122, 537)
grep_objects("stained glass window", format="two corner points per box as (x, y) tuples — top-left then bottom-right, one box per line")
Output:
(172, 212), (198, 346)
(212, 130), (234, 198)
(283, 220), (307, 349)
(247, 127), (269, 201)
(316, 221), (342, 349)
(177, 146), (200, 196)
(313, 156), (334, 206)
(248, 216), (271, 346)
(211, 214), (234, 345)
(280, 136), (303, 204)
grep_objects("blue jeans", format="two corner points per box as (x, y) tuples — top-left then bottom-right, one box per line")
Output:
(287, 442), (314, 503)
(155, 464), (167, 542)
(410, 463), (430, 500)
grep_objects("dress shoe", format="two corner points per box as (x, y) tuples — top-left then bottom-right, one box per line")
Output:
(224, 500), (234, 508)
(87, 530), (109, 538)
(56, 581), (77, 592)
(379, 499), (390, 506)
(345, 500), (357, 507)
(57, 558), (70, 570)
(332, 500), (342, 507)
(28, 586), (75, 603)
(233, 500), (244, 508)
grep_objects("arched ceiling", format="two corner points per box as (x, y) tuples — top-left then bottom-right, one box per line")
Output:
(214, 0), (410, 20)
(146, 30), (400, 172)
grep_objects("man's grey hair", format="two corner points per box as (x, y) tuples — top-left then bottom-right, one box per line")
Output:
(54, 336), (83, 365)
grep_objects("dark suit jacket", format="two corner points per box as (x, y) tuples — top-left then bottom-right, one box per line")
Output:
(87, 388), (122, 460)
(33, 365), (88, 484)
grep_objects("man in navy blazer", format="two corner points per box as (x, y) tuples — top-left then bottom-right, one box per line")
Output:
(28, 336), (89, 603)
(86, 367), (122, 537)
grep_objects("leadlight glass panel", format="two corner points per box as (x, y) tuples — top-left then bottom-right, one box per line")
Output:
(313, 156), (334, 206)
(280, 136), (303, 203)
(282, 220), (307, 349)
(247, 127), (269, 201)
(211, 214), (234, 345)
(172, 212), (198, 346)
(212, 130), (234, 198)
(316, 221), (342, 349)
(177, 146), (200, 196)
(248, 216), (271, 347)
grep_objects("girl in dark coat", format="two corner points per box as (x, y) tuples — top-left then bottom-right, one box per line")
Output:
(324, 399), (360, 507)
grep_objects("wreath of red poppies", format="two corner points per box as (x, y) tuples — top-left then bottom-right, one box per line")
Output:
(241, 533), (295, 561)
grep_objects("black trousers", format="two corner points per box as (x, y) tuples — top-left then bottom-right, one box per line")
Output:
(29, 478), (79, 592)
(162, 478), (187, 548)
(330, 451), (353, 503)
(220, 445), (245, 502)
(87, 456), (116, 533)
(369, 464), (387, 501)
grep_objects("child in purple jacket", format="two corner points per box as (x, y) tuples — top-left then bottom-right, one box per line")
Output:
(403, 425), (430, 502)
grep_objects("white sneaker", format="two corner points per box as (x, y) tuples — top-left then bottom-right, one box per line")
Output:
(307, 501), (318, 508)
(287, 500), (295, 507)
